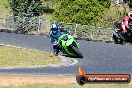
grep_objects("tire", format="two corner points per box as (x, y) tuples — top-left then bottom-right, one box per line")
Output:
(15, 29), (23, 34)
(0, 29), (8, 32)
(7, 30), (12, 33)
(23, 31), (28, 34)
(112, 34), (126, 44)
(71, 46), (83, 58)
(120, 39), (126, 45)
(112, 34), (120, 44)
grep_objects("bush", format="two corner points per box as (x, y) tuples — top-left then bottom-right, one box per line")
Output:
(52, 0), (129, 28)
(98, 0), (111, 8)
(96, 7), (128, 28)
(7, 0), (47, 33)
(8, 0), (45, 17)
(53, 0), (107, 25)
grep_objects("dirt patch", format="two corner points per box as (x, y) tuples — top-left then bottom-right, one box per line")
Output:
(0, 75), (76, 86)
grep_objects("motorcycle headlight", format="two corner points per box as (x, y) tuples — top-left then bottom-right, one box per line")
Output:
(62, 35), (68, 41)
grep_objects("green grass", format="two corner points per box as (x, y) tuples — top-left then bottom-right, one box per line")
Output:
(0, 0), (10, 14)
(0, 83), (131, 88)
(0, 45), (62, 67)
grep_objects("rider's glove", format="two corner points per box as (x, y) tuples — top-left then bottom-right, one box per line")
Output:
(122, 30), (127, 33)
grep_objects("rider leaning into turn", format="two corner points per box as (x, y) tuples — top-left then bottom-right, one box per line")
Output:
(119, 11), (132, 33)
(49, 22), (70, 55)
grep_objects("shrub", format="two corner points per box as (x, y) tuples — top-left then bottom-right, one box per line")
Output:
(96, 7), (128, 28)
(53, 0), (107, 25)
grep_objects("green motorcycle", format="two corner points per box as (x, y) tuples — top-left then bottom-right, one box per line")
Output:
(58, 33), (83, 58)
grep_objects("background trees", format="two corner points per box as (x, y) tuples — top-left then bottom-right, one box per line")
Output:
(7, 0), (51, 34)
(7, 0), (128, 28)
(8, 0), (53, 17)
(53, 0), (111, 26)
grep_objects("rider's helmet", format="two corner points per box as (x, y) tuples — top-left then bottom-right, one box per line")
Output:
(51, 23), (59, 35)
(128, 11), (132, 19)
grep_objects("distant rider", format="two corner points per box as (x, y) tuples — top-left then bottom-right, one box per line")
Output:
(114, 11), (132, 33)
(49, 22), (70, 55)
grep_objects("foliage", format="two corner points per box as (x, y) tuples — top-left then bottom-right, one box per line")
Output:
(96, 7), (128, 28)
(8, 0), (44, 17)
(128, 0), (132, 4)
(53, 0), (111, 25)
(0, 0), (10, 14)
(98, 0), (111, 8)
(128, 0), (132, 8)
(7, 0), (51, 33)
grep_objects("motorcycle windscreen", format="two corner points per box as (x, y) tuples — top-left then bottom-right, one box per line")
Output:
(61, 35), (74, 47)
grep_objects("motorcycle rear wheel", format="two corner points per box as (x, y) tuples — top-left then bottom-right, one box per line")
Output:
(112, 34), (126, 45)
(112, 34), (120, 44)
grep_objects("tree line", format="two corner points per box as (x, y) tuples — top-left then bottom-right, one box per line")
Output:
(8, 0), (128, 28)
(53, 0), (111, 26)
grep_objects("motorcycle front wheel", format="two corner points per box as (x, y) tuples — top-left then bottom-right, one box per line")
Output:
(71, 46), (83, 58)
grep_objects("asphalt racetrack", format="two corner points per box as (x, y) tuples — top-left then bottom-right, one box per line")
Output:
(0, 32), (132, 75)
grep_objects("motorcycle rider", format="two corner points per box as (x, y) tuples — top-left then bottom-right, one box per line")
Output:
(114, 11), (132, 34)
(49, 22), (70, 55)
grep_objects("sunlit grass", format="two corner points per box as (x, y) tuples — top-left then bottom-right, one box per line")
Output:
(1, 83), (131, 88)
(0, 0), (10, 14)
(0, 45), (62, 67)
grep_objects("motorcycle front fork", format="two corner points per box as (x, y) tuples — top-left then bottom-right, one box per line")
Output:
(53, 45), (62, 55)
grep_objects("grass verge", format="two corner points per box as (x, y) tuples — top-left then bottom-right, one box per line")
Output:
(0, 45), (62, 67)
(0, 75), (130, 88)
(15, 83), (132, 88)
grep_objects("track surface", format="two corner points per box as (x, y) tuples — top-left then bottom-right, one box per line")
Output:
(0, 32), (132, 75)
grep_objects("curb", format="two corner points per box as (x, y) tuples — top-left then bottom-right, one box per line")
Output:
(76, 37), (113, 43)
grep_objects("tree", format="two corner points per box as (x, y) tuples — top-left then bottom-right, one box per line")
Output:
(8, 0), (54, 17)
(128, 0), (132, 8)
(98, 0), (111, 8)
(53, 0), (106, 25)
(7, 0), (52, 34)
(8, 0), (45, 17)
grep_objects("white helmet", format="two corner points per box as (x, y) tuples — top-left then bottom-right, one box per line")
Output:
(51, 23), (58, 29)
(128, 11), (132, 19)
(51, 23), (59, 34)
